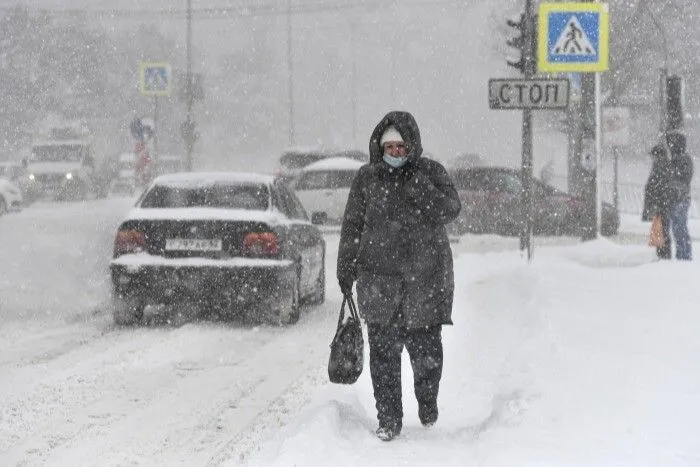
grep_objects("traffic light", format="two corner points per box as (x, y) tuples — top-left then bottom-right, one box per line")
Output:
(506, 14), (526, 73)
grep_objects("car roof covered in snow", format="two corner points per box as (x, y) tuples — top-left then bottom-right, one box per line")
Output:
(152, 171), (276, 187)
(302, 157), (364, 172)
(32, 139), (90, 147)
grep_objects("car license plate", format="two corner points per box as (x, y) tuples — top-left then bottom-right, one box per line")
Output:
(165, 238), (222, 252)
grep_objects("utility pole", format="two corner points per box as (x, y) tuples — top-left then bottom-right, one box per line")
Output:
(349, 20), (358, 144)
(287, 0), (296, 147)
(642, 1), (669, 136)
(183, 0), (195, 172)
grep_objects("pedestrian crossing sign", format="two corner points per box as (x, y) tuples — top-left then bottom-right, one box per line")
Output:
(140, 62), (172, 96)
(538, 3), (609, 73)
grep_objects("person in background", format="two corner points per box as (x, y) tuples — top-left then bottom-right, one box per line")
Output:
(643, 143), (675, 260)
(337, 111), (461, 441)
(666, 130), (694, 260)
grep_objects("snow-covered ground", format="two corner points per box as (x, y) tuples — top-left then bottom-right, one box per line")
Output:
(1, 199), (700, 466)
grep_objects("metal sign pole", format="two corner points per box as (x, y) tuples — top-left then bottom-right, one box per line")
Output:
(613, 145), (619, 213)
(594, 71), (602, 237)
(153, 96), (159, 166)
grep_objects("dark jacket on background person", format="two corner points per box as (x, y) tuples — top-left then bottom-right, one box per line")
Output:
(667, 131), (694, 203)
(337, 111), (461, 329)
(642, 144), (676, 221)
(666, 130), (694, 260)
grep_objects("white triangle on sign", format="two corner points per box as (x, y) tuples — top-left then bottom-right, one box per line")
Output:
(551, 16), (595, 56)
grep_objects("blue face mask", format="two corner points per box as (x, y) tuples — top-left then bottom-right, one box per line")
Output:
(383, 153), (408, 168)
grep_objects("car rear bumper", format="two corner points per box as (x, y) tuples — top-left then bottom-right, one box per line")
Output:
(110, 254), (296, 307)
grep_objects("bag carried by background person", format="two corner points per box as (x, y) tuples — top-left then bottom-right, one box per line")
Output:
(648, 214), (666, 248)
(328, 294), (364, 384)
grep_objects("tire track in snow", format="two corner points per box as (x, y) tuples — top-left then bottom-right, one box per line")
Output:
(0, 301), (337, 466)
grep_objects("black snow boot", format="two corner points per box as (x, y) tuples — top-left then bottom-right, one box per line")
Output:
(376, 420), (402, 441)
(418, 401), (438, 427)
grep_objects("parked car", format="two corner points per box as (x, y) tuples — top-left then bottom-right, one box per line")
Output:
(0, 177), (24, 216)
(291, 157), (364, 224)
(106, 152), (137, 196)
(448, 167), (619, 237)
(109, 172), (326, 326)
(276, 148), (367, 184)
(0, 160), (38, 205)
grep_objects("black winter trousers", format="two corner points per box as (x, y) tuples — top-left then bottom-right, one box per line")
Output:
(367, 317), (443, 426)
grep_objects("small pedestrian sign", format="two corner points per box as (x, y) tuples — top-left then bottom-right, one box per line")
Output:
(538, 3), (609, 73)
(140, 62), (172, 96)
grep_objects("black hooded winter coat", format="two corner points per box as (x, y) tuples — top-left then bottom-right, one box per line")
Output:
(337, 111), (462, 329)
(667, 131), (694, 204)
(642, 144), (676, 221)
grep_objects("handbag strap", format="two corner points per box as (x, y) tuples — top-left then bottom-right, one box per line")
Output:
(337, 295), (348, 328)
(337, 293), (360, 328)
(346, 293), (360, 321)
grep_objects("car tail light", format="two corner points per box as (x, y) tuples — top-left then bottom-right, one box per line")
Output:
(114, 229), (146, 257)
(243, 232), (279, 256)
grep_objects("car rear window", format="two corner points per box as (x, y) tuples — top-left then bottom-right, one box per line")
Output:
(295, 170), (357, 190)
(140, 183), (270, 210)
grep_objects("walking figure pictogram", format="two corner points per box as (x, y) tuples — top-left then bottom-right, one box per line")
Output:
(551, 16), (595, 56)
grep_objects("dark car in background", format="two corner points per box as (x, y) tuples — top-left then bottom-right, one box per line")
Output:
(448, 167), (619, 237)
(109, 172), (326, 326)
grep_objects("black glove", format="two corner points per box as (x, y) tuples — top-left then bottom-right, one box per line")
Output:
(338, 275), (354, 297)
(400, 159), (419, 179)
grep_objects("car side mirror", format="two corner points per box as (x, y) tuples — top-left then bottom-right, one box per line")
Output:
(311, 211), (327, 225)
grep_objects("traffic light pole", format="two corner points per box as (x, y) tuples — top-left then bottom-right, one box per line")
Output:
(519, 0), (536, 261)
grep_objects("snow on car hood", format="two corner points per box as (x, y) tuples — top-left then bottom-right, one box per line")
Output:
(124, 207), (293, 225)
(28, 162), (82, 174)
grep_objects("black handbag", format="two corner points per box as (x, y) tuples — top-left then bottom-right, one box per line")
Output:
(328, 294), (364, 384)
